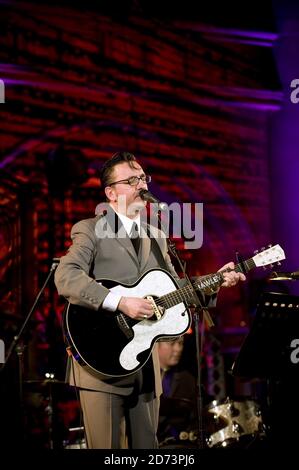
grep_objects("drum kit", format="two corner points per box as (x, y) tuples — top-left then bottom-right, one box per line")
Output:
(24, 377), (266, 449)
(159, 396), (267, 449)
(204, 397), (267, 448)
(23, 377), (87, 449)
(22, 371), (268, 450)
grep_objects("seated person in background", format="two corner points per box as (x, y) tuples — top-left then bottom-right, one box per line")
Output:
(157, 336), (199, 447)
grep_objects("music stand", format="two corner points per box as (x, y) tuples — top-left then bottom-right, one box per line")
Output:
(232, 292), (299, 379)
(231, 292), (299, 447)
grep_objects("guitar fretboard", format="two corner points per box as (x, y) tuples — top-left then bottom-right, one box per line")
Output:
(154, 257), (256, 309)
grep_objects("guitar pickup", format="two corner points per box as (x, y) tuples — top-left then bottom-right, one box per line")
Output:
(145, 296), (164, 320)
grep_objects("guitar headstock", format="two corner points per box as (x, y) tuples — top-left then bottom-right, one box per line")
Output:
(252, 244), (285, 267)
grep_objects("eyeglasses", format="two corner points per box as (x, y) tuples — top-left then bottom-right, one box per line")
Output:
(109, 175), (151, 187)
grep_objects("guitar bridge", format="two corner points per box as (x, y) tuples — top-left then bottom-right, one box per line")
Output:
(145, 296), (164, 320)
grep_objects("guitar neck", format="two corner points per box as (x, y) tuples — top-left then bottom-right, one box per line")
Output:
(158, 256), (256, 310)
(234, 257), (256, 274)
(197, 255), (257, 288)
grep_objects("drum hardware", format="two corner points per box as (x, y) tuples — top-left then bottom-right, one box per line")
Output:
(159, 430), (199, 449)
(24, 373), (66, 448)
(179, 430), (198, 442)
(63, 426), (86, 449)
(205, 398), (266, 448)
(0, 258), (60, 446)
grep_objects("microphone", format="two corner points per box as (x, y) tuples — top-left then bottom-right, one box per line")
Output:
(139, 189), (167, 210)
(50, 257), (61, 271)
(269, 270), (299, 281)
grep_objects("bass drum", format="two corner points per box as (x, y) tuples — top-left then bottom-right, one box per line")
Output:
(204, 397), (266, 448)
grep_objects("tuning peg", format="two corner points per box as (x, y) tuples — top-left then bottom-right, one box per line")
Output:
(268, 244), (272, 248)
(270, 264), (274, 269)
(261, 246), (266, 252)
(263, 266), (267, 270)
(276, 261), (281, 266)
(254, 249), (259, 255)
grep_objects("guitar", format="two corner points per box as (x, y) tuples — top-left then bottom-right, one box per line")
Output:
(63, 244), (285, 377)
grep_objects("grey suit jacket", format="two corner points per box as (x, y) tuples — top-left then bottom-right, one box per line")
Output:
(55, 207), (182, 396)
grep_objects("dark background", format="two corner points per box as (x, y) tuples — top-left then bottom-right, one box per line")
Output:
(1, 0), (299, 449)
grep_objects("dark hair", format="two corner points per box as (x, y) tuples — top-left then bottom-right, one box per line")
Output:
(100, 152), (138, 188)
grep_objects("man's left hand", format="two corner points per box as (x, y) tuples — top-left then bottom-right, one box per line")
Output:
(218, 262), (246, 288)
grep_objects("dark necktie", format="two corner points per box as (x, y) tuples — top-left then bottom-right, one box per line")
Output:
(130, 221), (140, 254)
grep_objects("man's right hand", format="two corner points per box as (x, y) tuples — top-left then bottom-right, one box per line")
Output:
(118, 297), (154, 321)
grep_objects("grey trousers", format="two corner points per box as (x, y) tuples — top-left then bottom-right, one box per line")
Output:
(79, 388), (160, 449)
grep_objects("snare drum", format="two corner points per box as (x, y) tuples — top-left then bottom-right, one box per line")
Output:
(204, 398), (266, 448)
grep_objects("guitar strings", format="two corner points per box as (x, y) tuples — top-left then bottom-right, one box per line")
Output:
(153, 258), (254, 309)
(125, 254), (271, 320)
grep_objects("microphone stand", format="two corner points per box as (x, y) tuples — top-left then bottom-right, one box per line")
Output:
(0, 258), (60, 445)
(154, 205), (214, 450)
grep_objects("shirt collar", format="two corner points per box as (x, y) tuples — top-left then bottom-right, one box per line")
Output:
(112, 207), (141, 236)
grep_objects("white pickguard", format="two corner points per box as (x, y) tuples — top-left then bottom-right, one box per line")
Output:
(110, 270), (189, 371)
